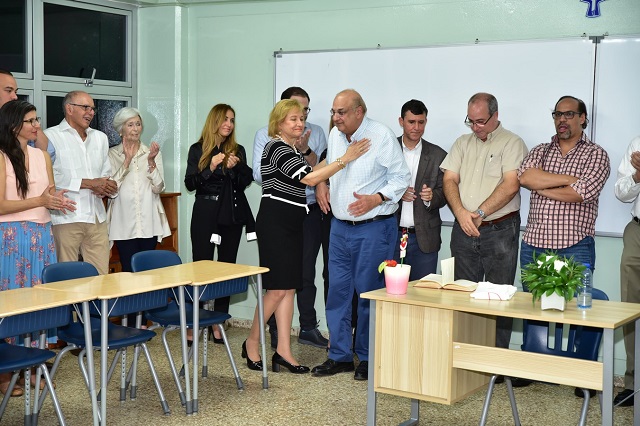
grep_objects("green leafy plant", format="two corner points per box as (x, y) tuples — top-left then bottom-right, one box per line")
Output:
(521, 251), (586, 305)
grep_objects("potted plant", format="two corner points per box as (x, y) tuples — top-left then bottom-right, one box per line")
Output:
(521, 251), (586, 311)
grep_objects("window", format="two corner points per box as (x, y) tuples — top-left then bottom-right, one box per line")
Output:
(0, 0), (27, 73)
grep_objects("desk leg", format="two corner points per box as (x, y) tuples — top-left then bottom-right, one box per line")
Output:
(367, 300), (377, 426)
(178, 286), (192, 415)
(192, 286), (200, 414)
(101, 299), (108, 425)
(257, 274), (268, 389)
(634, 319), (640, 426)
(81, 301), (100, 426)
(398, 400), (419, 426)
(602, 328), (614, 426)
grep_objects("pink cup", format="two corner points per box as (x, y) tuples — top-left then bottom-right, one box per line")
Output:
(384, 265), (411, 295)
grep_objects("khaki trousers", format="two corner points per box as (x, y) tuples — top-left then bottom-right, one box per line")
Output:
(621, 220), (640, 390)
(52, 220), (110, 276)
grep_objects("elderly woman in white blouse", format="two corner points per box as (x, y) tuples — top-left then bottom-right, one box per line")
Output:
(107, 107), (170, 273)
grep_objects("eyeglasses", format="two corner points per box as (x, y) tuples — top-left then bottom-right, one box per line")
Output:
(303, 107), (311, 114)
(464, 112), (495, 128)
(551, 110), (580, 120)
(69, 103), (97, 113)
(330, 107), (356, 117)
(23, 117), (41, 126)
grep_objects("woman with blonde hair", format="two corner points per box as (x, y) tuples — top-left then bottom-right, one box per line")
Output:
(185, 104), (255, 342)
(242, 99), (369, 373)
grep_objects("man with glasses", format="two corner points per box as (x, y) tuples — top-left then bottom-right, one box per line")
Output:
(441, 92), (527, 353)
(517, 95), (610, 389)
(312, 89), (410, 380)
(0, 69), (55, 161)
(253, 86), (329, 349)
(44, 91), (116, 275)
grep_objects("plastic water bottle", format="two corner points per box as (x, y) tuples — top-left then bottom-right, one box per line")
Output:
(577, 263), (593, 309)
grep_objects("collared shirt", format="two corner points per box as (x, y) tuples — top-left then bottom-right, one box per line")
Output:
(399, 137), (422, 228)
(107, 143), (170, 242)
(440, 123), (528, 221)
(252, 121), (327, 205)
(518, 132), (610, 249)
(326, 116), (410, 221)
(44, 119), (112, 225)
(614, 136), (640, 218)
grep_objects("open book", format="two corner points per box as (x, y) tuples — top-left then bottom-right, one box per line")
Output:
(414, 257), (478, 292)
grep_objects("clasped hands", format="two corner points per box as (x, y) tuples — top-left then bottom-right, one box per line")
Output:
(401, 184), (433, 203)
(456, 208), (483, 237)
(41, 185), (76, 214)
(209, 152), (240, 171)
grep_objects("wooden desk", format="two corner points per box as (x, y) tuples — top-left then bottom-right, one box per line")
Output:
(44, 272), (191, 424)
(362, 285), (640, 426)
(0, 286), (100, 426)
(134, 261), (270, 412)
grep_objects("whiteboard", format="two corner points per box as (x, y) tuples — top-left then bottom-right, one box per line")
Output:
(275, 37), (632, 235)
(592, 37), (640, 236)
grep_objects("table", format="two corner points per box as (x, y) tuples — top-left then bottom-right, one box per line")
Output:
(361, 285), (640, 426)
(0, 286), (100, 426)
(43, 272), (191, 424)
(133, 261), (270, 413)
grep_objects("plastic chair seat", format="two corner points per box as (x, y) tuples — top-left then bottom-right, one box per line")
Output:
(0, 345), (56, 374)
(58, 318), (157, 351)
(145, 301), (231, 329)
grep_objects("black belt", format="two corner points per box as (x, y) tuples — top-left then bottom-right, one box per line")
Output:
(337, 214), (395, 226)
(479, 210), (519, 227)
(196, 195), (219, 201)
(399, 227), (416, 234)
(633, 216), (640, 225)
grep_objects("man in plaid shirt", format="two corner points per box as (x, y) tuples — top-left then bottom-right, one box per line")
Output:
(517, 96), (610, 389)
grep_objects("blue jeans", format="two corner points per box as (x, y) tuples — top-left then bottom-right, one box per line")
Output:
(520, 236), (596, 292)
(450, 213), (520, 349)
(326, 216), (396, 362)
(394, 230), (438, 281)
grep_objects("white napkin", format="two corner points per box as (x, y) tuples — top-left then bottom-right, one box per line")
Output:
(470, 281), (518, 301)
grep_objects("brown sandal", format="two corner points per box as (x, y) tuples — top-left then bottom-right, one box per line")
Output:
(0, 381), (23, 397)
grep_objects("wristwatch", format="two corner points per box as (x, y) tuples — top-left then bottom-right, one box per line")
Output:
(475, 209), (486, 219)
(301, 147), (312, 156)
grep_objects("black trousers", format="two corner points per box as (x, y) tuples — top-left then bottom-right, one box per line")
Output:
(269, 204), (324, 332)
(191, 199), (243, 314)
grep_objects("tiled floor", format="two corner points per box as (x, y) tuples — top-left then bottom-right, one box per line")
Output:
(1, 326), (634, 425)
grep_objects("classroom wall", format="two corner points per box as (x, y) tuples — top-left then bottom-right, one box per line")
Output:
(136, 0), (640, 374)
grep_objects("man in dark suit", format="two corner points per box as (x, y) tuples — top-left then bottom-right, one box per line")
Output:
(395, 99), (448, 280)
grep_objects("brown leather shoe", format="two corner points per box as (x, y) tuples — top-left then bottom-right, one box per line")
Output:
(0, 381), (23, 397)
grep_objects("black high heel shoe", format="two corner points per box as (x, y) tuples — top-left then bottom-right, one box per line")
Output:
(208, 326), (224, 344)
(272, 352), (310, 374)
(241, 340), (263, 371)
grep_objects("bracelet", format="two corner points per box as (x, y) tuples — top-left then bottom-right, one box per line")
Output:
(147, 163), (156, 172)
(335, 157), (346, 169)
(301, 147), (312, 156)
(377, 192), (385, 205)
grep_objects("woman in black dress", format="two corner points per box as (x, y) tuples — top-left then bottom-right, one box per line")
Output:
(242, 99), (369, 373)
(185, 104), (255, 342)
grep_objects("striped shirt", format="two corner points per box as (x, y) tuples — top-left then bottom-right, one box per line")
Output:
(261, 138), (312, 208)
(518, 132), (610, 249)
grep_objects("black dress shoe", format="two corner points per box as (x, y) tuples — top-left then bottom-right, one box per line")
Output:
(272, 352), (310, 374)
(269, 329), (278, 350)
(208, 326), (224, 344)
(614, 388), (635, 407)
(354, 361), (368, 381)
(241, 340), (263, 371)
(311, 359), (355, 377)
(574, 387), (596, 398)
(509, 377), (533, 388)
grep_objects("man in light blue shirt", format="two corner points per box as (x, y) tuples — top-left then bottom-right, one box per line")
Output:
(312, 89), (410, 380)
(0, 69), (55, 161)
(253, 87), (329, 349)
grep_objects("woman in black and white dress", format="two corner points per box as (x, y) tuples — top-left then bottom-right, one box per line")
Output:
(242, 99), (369, 373)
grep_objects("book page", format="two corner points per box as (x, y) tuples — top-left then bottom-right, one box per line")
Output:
(441, 257), (455, 284)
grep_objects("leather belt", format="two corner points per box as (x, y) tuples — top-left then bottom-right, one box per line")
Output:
(196, 195), (219, 201)
(399, 227), (416, 234)
(337, 214), (395, 226)
(479, 210), (519, 227)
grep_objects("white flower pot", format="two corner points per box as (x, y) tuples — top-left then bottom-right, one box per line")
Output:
(384, 264), (411, 295)
(540, 292), (566, 311)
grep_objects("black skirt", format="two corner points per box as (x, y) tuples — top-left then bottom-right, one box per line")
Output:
(256, 197), (306, 290)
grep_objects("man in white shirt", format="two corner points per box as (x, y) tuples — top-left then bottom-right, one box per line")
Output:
(614, 134), (640, 407)
(253, 87), (329, 349)
(44, 91), (117, 275)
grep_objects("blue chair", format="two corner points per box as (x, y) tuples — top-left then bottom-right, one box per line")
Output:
(130, 250), (244, 406)
(480, 288), (609, 426)
(42, 262), (171, 416)
(0, 299), (70, 425)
